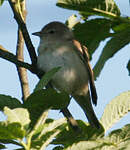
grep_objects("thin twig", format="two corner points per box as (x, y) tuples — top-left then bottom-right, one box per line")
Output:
(16, 0), (30, 101)
(8, 0), (37, 66)
(0, 45), (33, 71)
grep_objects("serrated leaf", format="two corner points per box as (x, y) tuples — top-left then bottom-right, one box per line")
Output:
(31, 118), (67, 149)
(4, 107), (30, 127)
(94, 28), (130, 80)
(0, 95), (22, 111)
(127, 60), (130, 76)
(57, 0), (120, 17)
(0, 122), (25, 140)
(101, 91), (130, 132)
(103, 124), (130, 150)
(74, 18), (111, 57)
(24, 89), (70, 128)
(34, 67), (61, 92)
(53, 120), (104, 146)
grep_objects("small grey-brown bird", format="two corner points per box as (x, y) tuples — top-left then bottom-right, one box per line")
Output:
(33, 21), (100, 128)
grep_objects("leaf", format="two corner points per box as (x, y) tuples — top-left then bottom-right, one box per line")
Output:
(59, 125), (130, 150)
(0, 144), (6, 149)
(0, 122), (25, 140)
(94, 28), (130, 80)
(24, 89), (70, 128)
(4, 107), (30, 127)
(31, 118), (67, 149)
(53, 146), (64, 150)
(57, 0), (120, 17)
(0, 95), (22, 111)
(53, 120), (104, 147)
(73, 18), (111, 56)
(127, 60), (130, 76)
(0, 0), (4, 6)
(100, 91), (130, 132)
(34, 67), (61, 92)
(0, 139), (22, 147)
(66, 14), (79, 29)
(64, 141), (101, 150)
(104, 124), (130, 150)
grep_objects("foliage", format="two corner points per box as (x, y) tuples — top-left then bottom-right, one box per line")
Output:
(0, 0), (130, 150)
(57, 0), (130, 79)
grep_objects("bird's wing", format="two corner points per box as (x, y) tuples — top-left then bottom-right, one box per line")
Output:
(73, 40), (97, 105)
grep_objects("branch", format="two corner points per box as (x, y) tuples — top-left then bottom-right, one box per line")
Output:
(0, 45), (33, 72)
(16, 0), (30, 101)
(8, 0), (37, 66)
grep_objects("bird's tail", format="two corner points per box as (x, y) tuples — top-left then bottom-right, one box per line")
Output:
(73, 91), (101, 129)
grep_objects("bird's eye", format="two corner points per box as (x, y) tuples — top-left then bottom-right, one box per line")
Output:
(48, 30), (55, 34)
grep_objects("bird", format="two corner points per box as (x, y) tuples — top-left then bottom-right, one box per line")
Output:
(32, 21), (101, 128)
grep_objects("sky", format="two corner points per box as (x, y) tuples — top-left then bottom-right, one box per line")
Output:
(0, 0), (130, 149)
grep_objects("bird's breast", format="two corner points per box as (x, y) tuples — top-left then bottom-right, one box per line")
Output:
(37, 45), (89, 94)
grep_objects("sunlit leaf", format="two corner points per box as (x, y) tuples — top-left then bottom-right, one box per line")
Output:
(101, 91), (130, 132)
(57, 0), (120, 17)
(4, 107), (30, 127)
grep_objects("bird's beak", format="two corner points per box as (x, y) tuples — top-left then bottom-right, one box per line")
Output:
(32, 31), (41, 37)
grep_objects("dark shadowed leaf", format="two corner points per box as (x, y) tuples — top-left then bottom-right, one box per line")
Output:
(0, 95), (22, 111)
(34, 67), (61, 92)
(94, 28), (130, 80)
(24, 89), (70, 128)
(0, 144), (6, 149)
(52, 120), (104, 147)
(73, 18), (112, 57)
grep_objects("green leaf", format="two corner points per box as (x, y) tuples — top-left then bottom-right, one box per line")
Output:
(0, 0), (4, 6)
(0, 95), (22, 111)
(94, 28), (130, 80)
(57, 0), (120, 17)
(101, 91), (130, 132)
(0, 144), (6, 149)
(53, 120), (104, 147)
(53, 146), (64, 150)
(0, 122), (25, 140)
(31, 118), (67, 149)
(127, 60), (130, 76)
(4, 107), (30, 127)
(73, 18), (111, 57)
(104, 124), (130, 150)
(34, 67), (61, 92)
(0, 139), (22, 147)
(24, 89), (70, 128)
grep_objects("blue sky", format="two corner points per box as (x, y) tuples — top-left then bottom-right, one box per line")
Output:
(0, 0), (130, 149)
